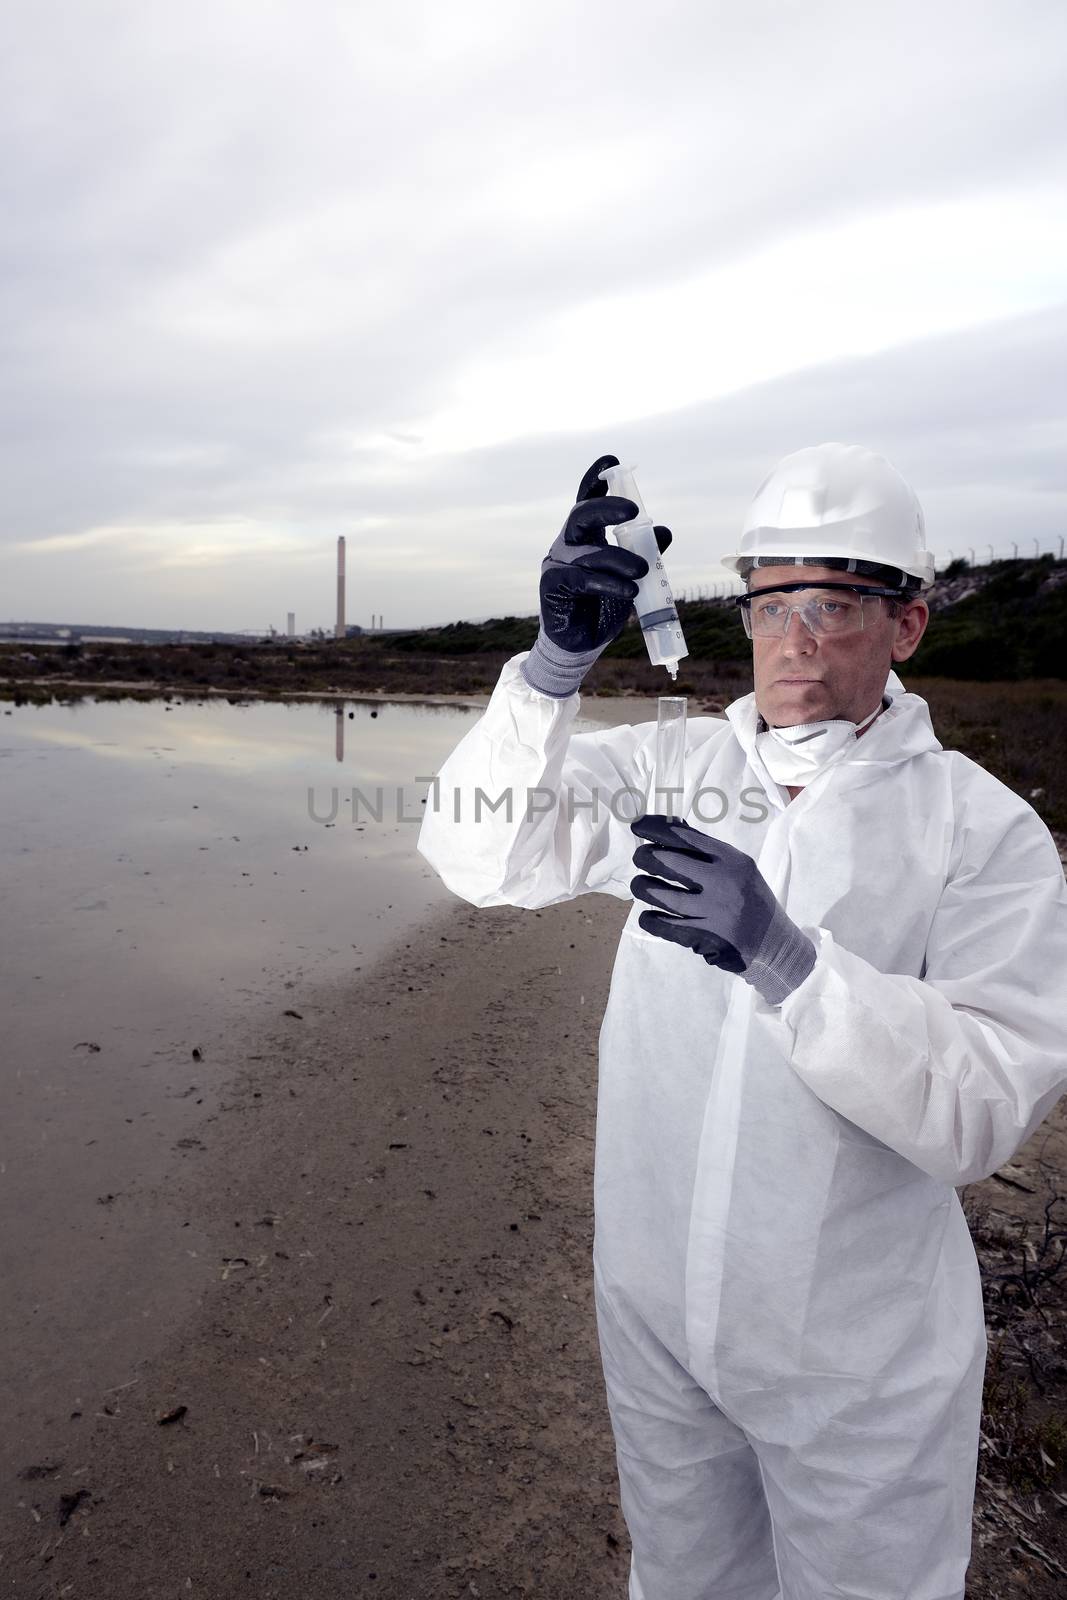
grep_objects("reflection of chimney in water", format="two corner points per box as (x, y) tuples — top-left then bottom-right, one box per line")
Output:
(335, 705), (344, 764)
(335, 536), (346, 639)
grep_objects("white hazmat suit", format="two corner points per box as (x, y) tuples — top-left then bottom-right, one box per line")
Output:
(417, 654), (1067, 1600)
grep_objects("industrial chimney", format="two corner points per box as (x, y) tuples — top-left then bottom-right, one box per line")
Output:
(335, 537), (346, 639)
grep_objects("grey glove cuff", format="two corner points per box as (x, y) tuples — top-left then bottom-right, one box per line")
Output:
(742, 899), (817, 1007)
(521, 630), (603, 699)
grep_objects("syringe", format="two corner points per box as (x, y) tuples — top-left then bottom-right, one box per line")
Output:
(600, 463), (689, 680)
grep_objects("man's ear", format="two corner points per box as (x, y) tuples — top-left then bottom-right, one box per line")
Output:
(891, 600), (930, 663)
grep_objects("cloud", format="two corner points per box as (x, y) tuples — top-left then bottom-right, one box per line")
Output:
(2, 0), (1066, 629)
(11, 523), (133, 555)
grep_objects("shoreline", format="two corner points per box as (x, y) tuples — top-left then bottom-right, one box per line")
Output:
(0, 675), (675, 732)
(0, 674), (494, 710)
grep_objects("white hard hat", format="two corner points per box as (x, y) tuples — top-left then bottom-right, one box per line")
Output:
(720, 443), (935, 589)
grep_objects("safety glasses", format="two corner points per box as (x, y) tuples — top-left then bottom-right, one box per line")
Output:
(734, 581), (906, 640)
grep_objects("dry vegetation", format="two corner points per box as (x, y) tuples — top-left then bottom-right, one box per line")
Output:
(962, 1152), (1067, 1590)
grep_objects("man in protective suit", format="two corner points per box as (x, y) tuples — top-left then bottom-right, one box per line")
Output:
(418, 443), (1067, 1600)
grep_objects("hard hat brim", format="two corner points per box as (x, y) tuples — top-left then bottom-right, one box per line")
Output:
(719, 535), (935, 589)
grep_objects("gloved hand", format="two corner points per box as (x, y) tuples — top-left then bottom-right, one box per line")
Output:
(521, 454), (673, 699)
(630, 815), (817, 1006)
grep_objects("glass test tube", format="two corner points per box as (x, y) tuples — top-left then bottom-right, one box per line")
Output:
(654, 695), (687, 819)
(631, 694), (689, 945)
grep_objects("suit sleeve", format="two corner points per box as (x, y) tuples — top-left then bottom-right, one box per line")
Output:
(417, 653), (655, 909)
(777, 805), (1067, 1185)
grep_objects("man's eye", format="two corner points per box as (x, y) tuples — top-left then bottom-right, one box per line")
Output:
(818, 601), (843, 615)
(755, 602), (782, 617)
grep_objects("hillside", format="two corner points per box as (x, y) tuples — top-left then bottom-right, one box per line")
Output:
(381, 556), (1067, 682)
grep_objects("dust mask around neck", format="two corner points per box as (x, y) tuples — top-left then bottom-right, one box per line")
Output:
(755, 699), (886, 787)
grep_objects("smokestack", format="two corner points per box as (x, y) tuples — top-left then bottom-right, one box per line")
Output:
(335, 537), (346, 639)
(287, 612), (295, 637)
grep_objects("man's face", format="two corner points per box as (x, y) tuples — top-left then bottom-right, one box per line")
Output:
(749, 564), (930, 728)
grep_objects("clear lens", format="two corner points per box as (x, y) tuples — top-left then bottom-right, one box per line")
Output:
(741, 589), (887, 638)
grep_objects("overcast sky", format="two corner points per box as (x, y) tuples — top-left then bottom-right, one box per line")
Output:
(3, 0), (1066, 633)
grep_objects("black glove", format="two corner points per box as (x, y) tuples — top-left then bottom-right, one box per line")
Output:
(630, 815), (817, 1005)
(521, 454), (673, 698)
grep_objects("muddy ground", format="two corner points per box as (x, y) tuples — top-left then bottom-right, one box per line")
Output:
(3, 824), (1066, 1599)
(3, 896), (636, 1599)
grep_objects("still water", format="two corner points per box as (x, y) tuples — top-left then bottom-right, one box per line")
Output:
(1, 688), (643, 1447)
(1, 687), (653, 1472)
(1, 694), (485, 1002)
(1, 693), (499, 1195)
(0, 693), (490, 1455)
